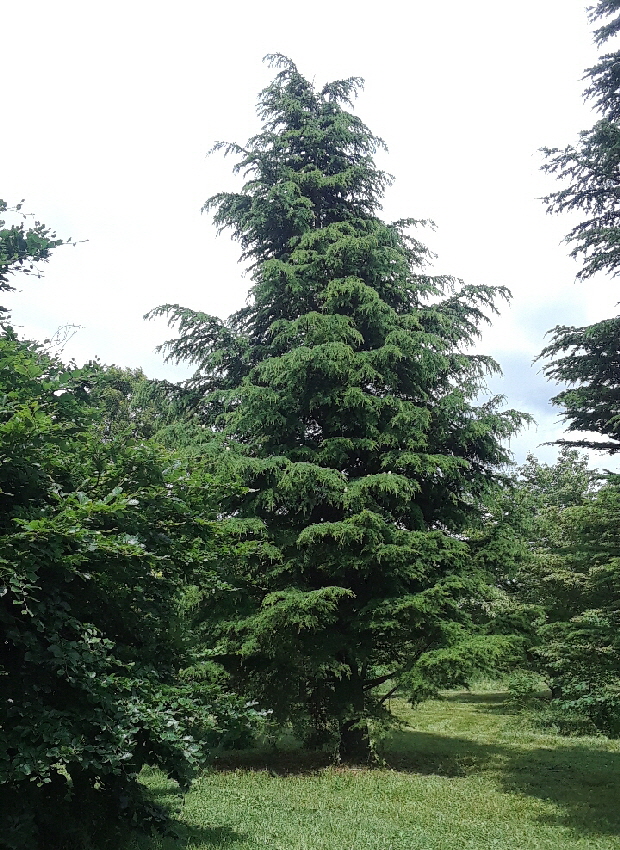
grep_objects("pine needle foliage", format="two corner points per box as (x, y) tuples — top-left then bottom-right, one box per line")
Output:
(149, 56), (526, 761)
(541, 1), (620, 280)
(540, 1), (620, 452)
(540, 318), (620, 453)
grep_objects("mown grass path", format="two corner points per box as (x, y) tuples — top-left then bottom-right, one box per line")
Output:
(133, 692), (620, 849)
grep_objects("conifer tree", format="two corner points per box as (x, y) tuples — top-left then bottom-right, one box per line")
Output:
(150, 56), (526, 761)
(540, 1), (620, 451)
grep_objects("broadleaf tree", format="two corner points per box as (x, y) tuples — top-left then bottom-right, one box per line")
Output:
(483, 450), (620, 735)
(0, 199), (62, 315)
(151, 56), (527, 761)
(536, 474), (620, 735)
(0, 209), (257, 849)
(471, 449), (601, 685)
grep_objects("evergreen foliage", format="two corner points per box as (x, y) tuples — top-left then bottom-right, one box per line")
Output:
(541, 1), (620, 280)
(540, 1), (620, 450)
(151, 56), (527, 761)
(541, 318), (620, 452)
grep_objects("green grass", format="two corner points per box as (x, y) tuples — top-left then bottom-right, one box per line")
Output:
(127, 691), (620, 849)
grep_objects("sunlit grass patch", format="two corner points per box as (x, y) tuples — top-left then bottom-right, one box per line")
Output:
(128, 690), (620, 850)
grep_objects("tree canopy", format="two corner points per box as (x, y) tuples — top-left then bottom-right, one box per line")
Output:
(0, 200), (62, 315)
(541, 0), (620, 281)
(541, 0), (620, 452)
(152, 56), (527, 761)
(541, 318), (620, 453)
(0, 209), (257, 850)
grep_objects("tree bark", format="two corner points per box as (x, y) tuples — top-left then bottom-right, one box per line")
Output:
(338, 717), (372, 763)
(336, 663), (374, 763)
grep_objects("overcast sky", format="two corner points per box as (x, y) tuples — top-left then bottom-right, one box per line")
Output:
(3, 0), (619, 469)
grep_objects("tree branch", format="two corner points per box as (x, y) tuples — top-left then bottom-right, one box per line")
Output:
(378, 685), (399, 707)
(363, 671), (397, 691)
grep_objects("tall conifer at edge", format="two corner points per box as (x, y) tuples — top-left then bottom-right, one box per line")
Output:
(540, 0), (620, 453)
(150, 56), (527, 761)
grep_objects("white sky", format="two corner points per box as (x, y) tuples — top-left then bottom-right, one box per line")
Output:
(3, 0), (619, 470)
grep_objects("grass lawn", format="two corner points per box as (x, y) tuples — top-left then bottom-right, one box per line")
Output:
(128, 691), (620, 850)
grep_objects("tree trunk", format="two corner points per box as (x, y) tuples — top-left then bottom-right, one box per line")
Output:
(338, 717), (372, 763)
(336, 663), (374, 763)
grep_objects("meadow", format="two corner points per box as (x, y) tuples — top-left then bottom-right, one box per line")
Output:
(127, 689), (620, 850)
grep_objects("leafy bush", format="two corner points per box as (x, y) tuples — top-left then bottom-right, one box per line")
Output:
(505, 670), (543, 708)
(0, 329), (255, 847)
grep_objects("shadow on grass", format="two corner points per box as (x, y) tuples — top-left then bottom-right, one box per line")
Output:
(177, 824), (248, 847)
(384, 725), (620, 838)
(130, 823), (250, 849)
(441, 688), (552, 710)
(136, 775), (251, 847)
(209, 748), (332, 776)
(147, 694), (620, 842)
(207, 693), (620, 840)
(441, 690), (509, 706)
